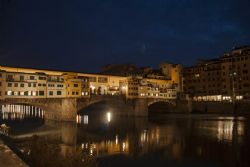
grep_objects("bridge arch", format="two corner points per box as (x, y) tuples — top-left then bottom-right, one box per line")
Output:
(147, 99), (175, 107)
(76, 96), (129, 114)
(147, 99), (176, 113)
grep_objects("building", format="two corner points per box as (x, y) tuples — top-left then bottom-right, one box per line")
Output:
(0, 65), (127, 98)
(119, 62), (182, 100)
(183, 46), (250, 101)
(119, 77), (177, 99)
(0, 61), (182, 100)
(47, 74), (65, 98)
(0, 67), (90, 99)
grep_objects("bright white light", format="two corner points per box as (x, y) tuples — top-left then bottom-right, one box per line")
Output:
(84, 115), (88, 124)
(115, 135), (118, 145)
(90, 148), (93, 155)
(107, 112), (111, 123)
(90, 85), (95, 89)
(76, 115), (80, 123)
(122, 142), (126, 151)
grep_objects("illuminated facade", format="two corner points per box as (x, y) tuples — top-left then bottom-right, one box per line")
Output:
(183, 46), (250, 101)
(119, 62), (181, 99)
(119, 77), (177, 99)
(0, 62), (182, 100)
(0, 67), (89, 99)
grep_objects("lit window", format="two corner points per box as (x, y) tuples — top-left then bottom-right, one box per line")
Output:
(57, 91), (62, 95)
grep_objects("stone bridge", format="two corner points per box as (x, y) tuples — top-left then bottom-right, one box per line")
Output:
(0, 96), (176, 121)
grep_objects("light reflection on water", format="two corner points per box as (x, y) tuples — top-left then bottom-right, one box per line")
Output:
(0, 104), (45, 120)
(0, 107), (250, 167)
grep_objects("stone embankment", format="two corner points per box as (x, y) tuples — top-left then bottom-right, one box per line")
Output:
(0, 139), (28, 167)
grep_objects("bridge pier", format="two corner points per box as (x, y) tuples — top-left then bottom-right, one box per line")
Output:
(131, 99), (148, 116)
(45, 98), (78, 121)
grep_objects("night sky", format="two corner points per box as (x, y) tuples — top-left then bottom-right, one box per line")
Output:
(0, 0), (250, 72)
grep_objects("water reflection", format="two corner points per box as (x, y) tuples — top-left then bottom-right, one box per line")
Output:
(1, 104), (45, 120)
(80, 137), (129, 157)
(1, 108), (250, 167)
(76, 115), (89, 125)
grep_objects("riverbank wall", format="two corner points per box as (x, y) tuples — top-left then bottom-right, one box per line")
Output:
(0, 137), (28, 167)
(173, 100), (250, 114)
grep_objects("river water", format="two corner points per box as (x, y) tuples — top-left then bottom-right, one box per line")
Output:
(0, 104), (250, 167)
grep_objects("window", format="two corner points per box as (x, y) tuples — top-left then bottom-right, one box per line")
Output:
(98, 77), (108, 83)
(243, 70), (248, 74)
(14, 83), (18, 87)
(24, 91), (28, 96)
(74, 84), (78, 87)
(0, 82), (1, 87)
(76, 92), (79, 95)
(7, 75), (13, 81)
(49, 91), (53, 96)
(89, 77), (97, 82)
(8, 83), (12, 87)
(243, 83), (249, 87)
(0, 73), (2, 78)
(57, 91), (62, 95)
(39, 76), (46, 80)
(20, 83), (25, 87)
(72, 91), (75, 95)
(7, 91), (12, 96)
(28, 83), (31, 87)
(33, 83), (36, 87)
(20, 75), (24, 81)
(29, 76), (35, 80)
(39, 91), (45, 96)
(38, 83), (41, 86)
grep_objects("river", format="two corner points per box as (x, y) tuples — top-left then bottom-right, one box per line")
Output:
(0, 104), (250, 167)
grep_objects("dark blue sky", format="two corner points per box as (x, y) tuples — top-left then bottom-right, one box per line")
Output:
(0, 0), (250, 72)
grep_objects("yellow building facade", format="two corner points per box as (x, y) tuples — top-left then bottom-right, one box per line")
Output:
(0, 62), (182, 100)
